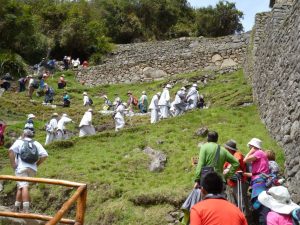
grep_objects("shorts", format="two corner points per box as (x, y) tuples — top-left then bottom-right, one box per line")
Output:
(15, 168), (36, 189)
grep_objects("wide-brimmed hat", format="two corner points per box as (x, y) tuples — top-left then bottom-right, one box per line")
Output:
(156, 92), (161, 96)
(166, 84), (172, 88)
(102, 95), (108, 99)
(27, 114), (36, 119)
(142, 91), (146, 95)
(192, 83), (198, 87)
(62, 113), (68, 117)
(83, 92), (87, 95)
(181, 87), (186, 91)
(224, 139), (237, 151)
(258, 186), (299, 215)
(247, 138), (262, 149)
(88, 108), (93, 112)
(52, 113), (58, 117)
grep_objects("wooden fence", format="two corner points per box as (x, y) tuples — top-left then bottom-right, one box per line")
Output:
(0, 175), (87, 225)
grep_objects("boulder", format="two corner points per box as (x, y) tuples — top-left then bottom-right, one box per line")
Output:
(211, 54), (223, 63)
(143, 146), (167, 172)
(220, 58), (238, 68)
(142, 67), (167, 80)
(195, 127), (209, 137)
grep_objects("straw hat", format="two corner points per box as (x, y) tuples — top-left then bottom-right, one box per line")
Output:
(224, 139), (237, 151)
(247, 138), (262, 149)
(258, 186), (299, 215)
(27, 114), (36, 119)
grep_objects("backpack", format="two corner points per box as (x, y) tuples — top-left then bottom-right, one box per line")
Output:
(31, 79), (39, 89)
(132, 97), (138, 106)
(19, 140), (39, 164)
(89, 97), (93, 105)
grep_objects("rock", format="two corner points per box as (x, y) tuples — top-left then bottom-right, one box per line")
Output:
(142, 67), (167, 80)
(211, 54), (223, 62)
(195, 127), (209, 137)
(189, 40), (200, 48)
(220, 58), (238, 68)
(143, 146), (167, 172)
(156, 140), (164, 145)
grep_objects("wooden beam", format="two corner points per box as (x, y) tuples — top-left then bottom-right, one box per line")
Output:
(76, 186), (87, 224)
(0, 175), (85, 187)
(47, 186), (85, 225)
(0, 211), (75, 224)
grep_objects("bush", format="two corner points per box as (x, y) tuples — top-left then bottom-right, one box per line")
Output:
(0, 51), (28, 78)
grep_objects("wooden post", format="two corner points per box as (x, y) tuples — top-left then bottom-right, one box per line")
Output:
(76, 185), (87, 224)
(47, 186), (85, 225)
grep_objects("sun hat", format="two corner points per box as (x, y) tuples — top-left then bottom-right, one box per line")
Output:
(166, 84), (172, 88)
(88, 108), (93, 112)
(27, 114), (36, 119)
(181, 87), (186, 91)
(52, 113), (58, 117)
(122, 102), (128, 107)
(142, 91), (146, 95)
(62, 113), (68, 117)
(192, 83), (198, 87)
(157, 92), (161, 96)
(102, 95), (108, 99)
(83, 92), (87, 95)
(247, 138), (262, 149)
(258, 186), (299, 215)
(44, 83), (48, 86)
(224, 139), (237, 151)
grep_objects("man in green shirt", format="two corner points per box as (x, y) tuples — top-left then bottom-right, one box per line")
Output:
(194, 131), (239, 188)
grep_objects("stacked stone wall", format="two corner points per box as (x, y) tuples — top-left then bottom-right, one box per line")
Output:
(76, 34), (249, 85)
(247, 0), (300, 202)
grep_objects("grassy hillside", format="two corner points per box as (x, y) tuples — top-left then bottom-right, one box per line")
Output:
(0, 69), (284, 225)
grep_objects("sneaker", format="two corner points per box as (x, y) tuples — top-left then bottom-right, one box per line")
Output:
(11, 205), (20, 212)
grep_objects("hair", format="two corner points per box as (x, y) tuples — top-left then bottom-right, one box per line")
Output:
(23, 129), (34, 138)
(202, 172), (223, 195)
(207, 131), (218, 142)
(265, 149), (276, 161)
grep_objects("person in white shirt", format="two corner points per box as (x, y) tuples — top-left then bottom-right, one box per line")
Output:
(114, 101), (127, 131)
(45, 113), (58, 145)
(56, 114), (72, 140)
(148, 92), (161, 123)
(8, 129), (48, 212)
(83, 92), (91, 107)
(79, 109), (96, 137)
(186, 83), (199, 110)
(158, 84), (172, 119)
(171, 87), (187, 116)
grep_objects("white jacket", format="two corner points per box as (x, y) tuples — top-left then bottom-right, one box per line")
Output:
(57, 116), (72, 131)
(83, 95), (89, 106)
(46, 118), (58, 133)
(158, 88), (170, 106)
(79, 112), (92, 127)
(115, 104), (126, 119)
(149, 94), (159, 110)
(186, 87), (199, 102)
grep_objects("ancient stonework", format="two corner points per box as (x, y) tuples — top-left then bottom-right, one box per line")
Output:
(246, 0), (300, 202)
(76, 34), (249, 85)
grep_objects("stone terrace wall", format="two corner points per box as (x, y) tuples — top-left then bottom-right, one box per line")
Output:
(76, 34), (249, 85)
(248, 1), (300, 202)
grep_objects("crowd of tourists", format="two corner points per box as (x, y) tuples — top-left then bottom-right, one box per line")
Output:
(185, 131), (300, 225)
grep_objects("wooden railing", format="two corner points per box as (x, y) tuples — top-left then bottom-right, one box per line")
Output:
(0, 175), (87, 225)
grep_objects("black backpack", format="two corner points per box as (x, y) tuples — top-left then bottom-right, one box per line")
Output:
(19, 140), (39, 164)
(89, 97), (93, 105)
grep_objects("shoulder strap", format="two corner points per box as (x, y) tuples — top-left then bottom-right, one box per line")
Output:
(212, 145), (220, 167)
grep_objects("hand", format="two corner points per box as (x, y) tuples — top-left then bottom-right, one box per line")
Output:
(194, 182), (200, 189)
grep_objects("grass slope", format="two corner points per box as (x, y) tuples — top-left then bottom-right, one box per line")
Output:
(0, 69), (284, 225)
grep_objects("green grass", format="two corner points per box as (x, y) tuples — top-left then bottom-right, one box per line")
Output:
(0, 69), (284, 225)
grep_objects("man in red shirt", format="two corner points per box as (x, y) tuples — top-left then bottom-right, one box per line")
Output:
(190, 172), (248, 225)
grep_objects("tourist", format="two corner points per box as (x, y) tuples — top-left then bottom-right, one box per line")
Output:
(0, 120), (6, 146)
(63, 56), (69, 70)
(83, 92), (92, 107)
(102, 95), (112, 110)
(57, 74), (66, 89)
(79, 109), (96, 137)
(63, 92), (70, 107)
(186, 83), (199, 110)
(138, 91), (148, 113)
(18, 76), (28, 92)
(258, 186), (299, 225)
(127, 91), (137, 112)
(27, 75), (37, 99)
(8, 129), (48, 212)
(223, 139), (250, 216)
(45, 113), (58, 145)
(170, 87), (187, 116)
(194, 131), (239, 189)
(56, 114), (72, 140)
(190, 172), (248, 225)
(114, 101), (127, 131)
(82, 60), (89, 68)
(24, 114), (35, 133)
(72, 58), (80, 68)
(44, 83), (55, 104)
(244, 138), (270, 225)
(158, 84), (172, 119)
(148, 92), (161, 124)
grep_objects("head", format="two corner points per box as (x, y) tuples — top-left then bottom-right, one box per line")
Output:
(88, 108), (93, 114)
(127, 91), (132, 96)
(180, 87), (186, 91)
(201, 172), (224, 196)
(247, 138), (262, 150)
(62, 113), (68, 117)
(23, 129), (34, 138)
(165, 84), (172, 89)
(224, 139), (237, 154)
(27, 114), (36, 120)
(192, 83), (198, 88)
(265, 149), (276, 161)
(52, 113), (58, 118)
(142, 91), (146, 95)
(156, 92), (161, 96)
(83, 92), (87, 96)
(207, 131), (218, 143)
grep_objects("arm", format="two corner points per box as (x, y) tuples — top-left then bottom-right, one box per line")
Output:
(9, 150), (17, 170)
(37, 156), (47, 167)
(243, 148), (257, 163)
(224, 151), (239, 179)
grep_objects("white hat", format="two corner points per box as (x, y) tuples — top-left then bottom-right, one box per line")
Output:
(52, 113), (58, 117)
(62, 113), (68, 117)
(88, 108), (93, 112)
(166, 84), (172, 88)
(44, 83), (48, 86)
(27, 114), (35, 119)
(192, 83), (198, 87)
(122, 102), (128, 107)
(102, 95), (108, 99)
(181, 87), (186, 91)
(258, 186), (299, 215)
(247, 138), (262, 149)
(156, 92), (161, 96)
(83, 92), (87, 95)
(142, 91), (146, 95)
